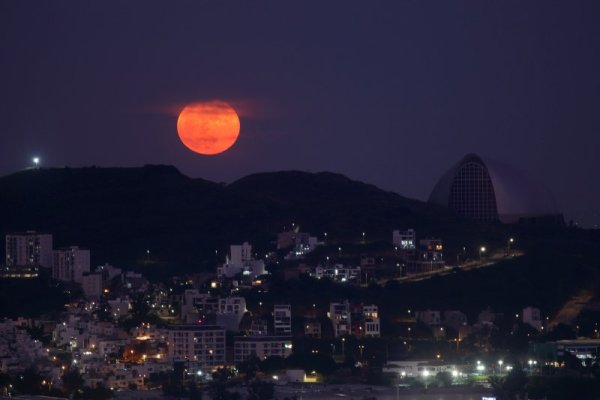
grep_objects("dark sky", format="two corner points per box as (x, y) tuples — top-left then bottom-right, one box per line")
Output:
(1, 1), (599, 227)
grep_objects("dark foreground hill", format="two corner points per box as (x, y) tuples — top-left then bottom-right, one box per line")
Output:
(0, 165), (484, 273)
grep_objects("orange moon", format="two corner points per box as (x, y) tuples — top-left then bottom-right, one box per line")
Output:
(177, 101), (240, 155)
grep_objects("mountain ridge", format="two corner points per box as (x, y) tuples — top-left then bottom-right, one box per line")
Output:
(0, 165), (476, 274)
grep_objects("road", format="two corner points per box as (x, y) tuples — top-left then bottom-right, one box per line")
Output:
(274, 384), (493, 400)
(376, 251), (524, 285)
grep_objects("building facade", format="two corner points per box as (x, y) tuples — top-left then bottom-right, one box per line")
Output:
(429, 154), (562, 223)
(5, 232), (53, 268)
(274, 304), (292, 336)
(234, 336), (293, 363)
(166, 325), (226, 369)
(52, 246), (90, 283)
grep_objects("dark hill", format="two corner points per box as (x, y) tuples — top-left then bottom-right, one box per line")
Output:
(0, 165), (495, 274)
(228, 170), (462, 236)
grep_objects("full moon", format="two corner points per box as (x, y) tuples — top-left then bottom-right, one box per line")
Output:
(177, 101), (240, 155)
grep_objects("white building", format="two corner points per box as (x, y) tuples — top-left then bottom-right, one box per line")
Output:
(230, 242), (252, 265)
(218, 242), (266, 279)
(52, 246), (90, 283)
(383, 360), (459, 378)
(166, 325), (226, 369)
(5, 231), (53, 268)
(314, 264), (361, 283)
(522, 307), (542, 331)
(362, 305), (380, 338)
(329, 301), (351, 338)
(216, 297), (247, 331)
(274, 304), (292, 336)
(392, 229), (416, 249)
(234, 336), (293, 363)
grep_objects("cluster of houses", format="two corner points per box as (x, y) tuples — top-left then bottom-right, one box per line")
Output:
(2, 229), (599, 393)
(0, 231), (383, 390)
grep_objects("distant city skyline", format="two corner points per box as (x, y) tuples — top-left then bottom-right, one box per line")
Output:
(1, 1), (599, 227)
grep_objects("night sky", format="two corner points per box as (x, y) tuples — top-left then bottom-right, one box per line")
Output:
(1, 1), (599, 227)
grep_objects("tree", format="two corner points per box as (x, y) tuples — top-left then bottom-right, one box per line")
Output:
(13, 368), (43, 395)
(76, 384), (113, 400)
(238, 355), (260, 381)
(61, 369), (85, 397)
(491, 365), (527, 400)
(209, 368), (238, 400)
(260, 356), (285, 373)
(435, 371), (453, 387)
(247, 379), (275, 400)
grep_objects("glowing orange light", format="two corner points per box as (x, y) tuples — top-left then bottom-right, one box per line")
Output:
(177, 101), (240, 155)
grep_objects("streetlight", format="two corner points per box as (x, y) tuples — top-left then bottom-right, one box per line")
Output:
(32, 157), (40, 168)
(362, 232), (365, 243)
(338, 247), (342, 257)
(507, 238), (515, 256)
(479, 246), (486, 261)
(341, 337), (345, 357)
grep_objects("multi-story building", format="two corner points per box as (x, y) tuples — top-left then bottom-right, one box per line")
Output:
(274, 304), (292, 336)
(166, 325), (226, 369)
(216, 297), (247, 331)
(419, 239), (444, 262)
(329, 301), (351, 338)
(392, 229), (417, 260)
(52, 246), (90, 283)
(406, 239), (445, 274)
(362, 305), (380, 338)
(304, 320), (322, 338)
(230, 242), (252, 265)
(218, 242), (266, 279)
(350, 304), (380, 338)
(393, 229), (416, 249)
(218, 297), (246, 315)
(250, 319), (269, 336)
(522, 307), (542, 331)
(5, 231), (53, 268)
(234, 336), (293, 363)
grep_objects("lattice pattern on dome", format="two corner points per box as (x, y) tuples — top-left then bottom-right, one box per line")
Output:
(448, 160), (498, 221)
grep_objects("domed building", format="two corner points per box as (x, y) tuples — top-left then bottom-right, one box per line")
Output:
(429, 154), (562, 224)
